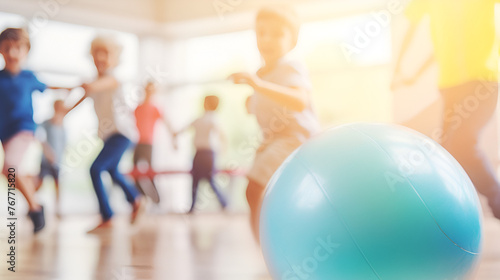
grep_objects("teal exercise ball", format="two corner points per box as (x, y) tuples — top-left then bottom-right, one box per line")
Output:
(260, 123), (482, 280)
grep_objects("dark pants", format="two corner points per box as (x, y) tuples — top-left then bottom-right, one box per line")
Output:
(90, 134), (140, 221)
(133, 143), (153, 165)
(190, 149), (227, 212)
(441, 81), (500, 217)
(133, 144), (160, 204)
(39, 157), (60, 181)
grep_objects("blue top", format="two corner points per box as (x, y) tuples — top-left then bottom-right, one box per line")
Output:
(0, 70), (47, 142)
(37, 120), (66, 165)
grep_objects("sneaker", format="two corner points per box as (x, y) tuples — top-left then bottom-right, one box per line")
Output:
(28, 206), (45, 234)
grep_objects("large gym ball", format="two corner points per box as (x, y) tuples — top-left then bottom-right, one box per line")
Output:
(260, 123), (482, 280)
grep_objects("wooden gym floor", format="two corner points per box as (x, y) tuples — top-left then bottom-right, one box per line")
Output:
(0, 204), (499, 280)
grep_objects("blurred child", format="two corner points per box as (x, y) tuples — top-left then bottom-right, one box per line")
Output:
(35, 99), (69, 216)
(133, 81), (175, 204)
(393, 0), (500, 219)
(175, 95), (227, 213)
(0, 28), (70, 233)
(69, 35), (144, 232)
(230, 6), (320, 242)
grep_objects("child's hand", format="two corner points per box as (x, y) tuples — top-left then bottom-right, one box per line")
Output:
(170, 132), (179, 150)
(172, 136), (179, 150)
(81, 83), (90, 92)
(229, 73), (261, 89)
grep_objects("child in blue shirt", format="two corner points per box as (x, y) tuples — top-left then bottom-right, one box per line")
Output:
(0, 28), (70, 233)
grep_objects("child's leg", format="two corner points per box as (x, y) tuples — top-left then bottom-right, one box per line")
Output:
(133, 144), (160, 204)
(36, 158), (50, 192)
(103, 135), (143, 223)
(132, 146), (145, 195)
(3, 132), (45, 233)
(441, 82), (500, 218)
(51, 165), (60, 214)
(190, 174), (200, 213)
(205, 151), (227, 208)
(90, 135), (136, 222)
(35, 176), (44, 192)
(208, 177), (227, 208)
(190, 152), (202, 213)
(246, 179), (265, 244)
(35, 163), (46, 192)
(108, 165), (140, 204)
(2, 132), (41, 211)
(246, 138), (304, 243)
(144, 146), (160, 202)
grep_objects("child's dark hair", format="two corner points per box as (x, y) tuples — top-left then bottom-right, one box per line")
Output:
(204, 95), (219, 111)
(0, 28), (30, 50)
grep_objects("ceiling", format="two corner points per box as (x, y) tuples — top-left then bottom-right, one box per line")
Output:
(0, 0), (386, 38)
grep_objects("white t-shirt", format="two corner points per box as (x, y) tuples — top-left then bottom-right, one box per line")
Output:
(87, 82), (138, 142)
(192, 111), (220, 151)
(249, 57), (320, 142)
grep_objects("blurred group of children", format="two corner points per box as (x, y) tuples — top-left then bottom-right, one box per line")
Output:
(6, 1), (499, 249)
(0, 6), (318, 237)
(0, 6), (312, 236)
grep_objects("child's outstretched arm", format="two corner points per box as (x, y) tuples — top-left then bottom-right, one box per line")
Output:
(161, 116), (178, 150)
(81, 75), (119, 94)
(67, 76), (119, 113)
(160, 116), (175, 136)
(47, 86), (75, 91)
(215, 125), (228, 154)
(173, 120), (194, 138)
(229, 73), (308, 112)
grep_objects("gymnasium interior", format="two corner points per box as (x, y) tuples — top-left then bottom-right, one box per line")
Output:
(0, 0), (499, 279)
